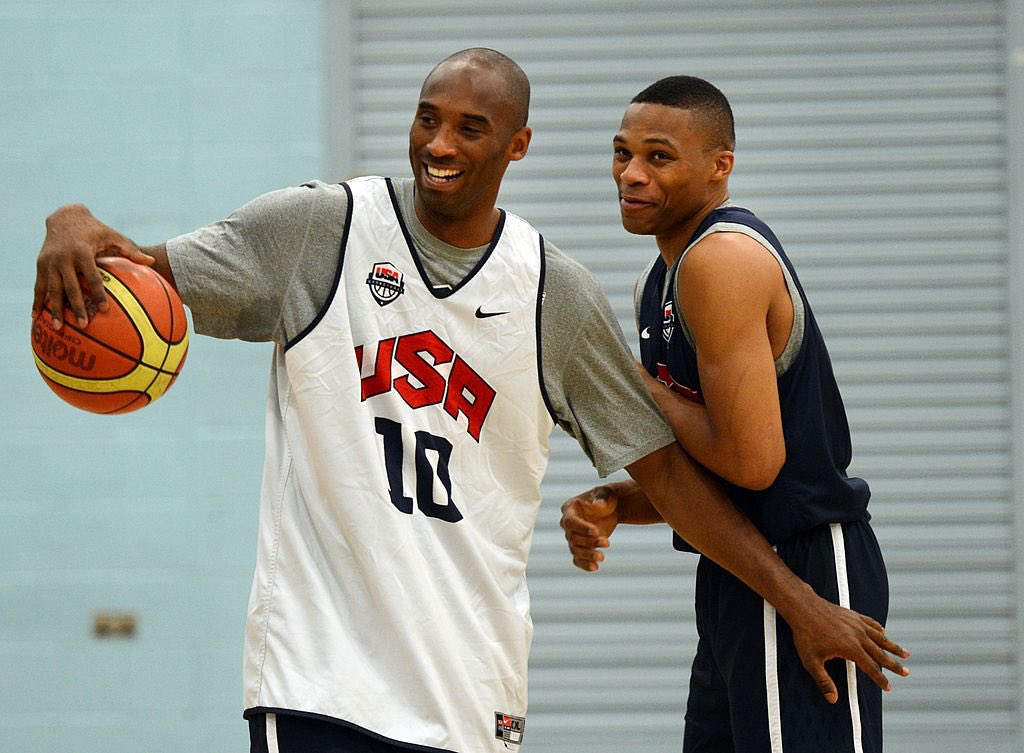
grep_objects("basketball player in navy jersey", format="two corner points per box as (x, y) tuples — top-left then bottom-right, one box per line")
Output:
(35, 53), (904, 753)
(562, 77), (904, 752)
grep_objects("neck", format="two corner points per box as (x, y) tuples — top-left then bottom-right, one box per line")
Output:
(414, 196), (501, 249)
(656, 192), (729, 266)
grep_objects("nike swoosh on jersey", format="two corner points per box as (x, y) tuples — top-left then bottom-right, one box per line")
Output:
(640, 327), (651, 339)
(475, 306), (509, 319)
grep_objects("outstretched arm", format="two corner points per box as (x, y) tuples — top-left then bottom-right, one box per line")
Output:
(34, 204), (173, 330)
(562, 443), (909, 703)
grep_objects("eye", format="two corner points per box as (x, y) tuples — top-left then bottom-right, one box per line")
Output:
(652, 151), (673, 162)
(614, 147), (631, 159)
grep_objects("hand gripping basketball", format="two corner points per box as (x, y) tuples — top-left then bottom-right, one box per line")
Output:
(31, 257), (189, 414)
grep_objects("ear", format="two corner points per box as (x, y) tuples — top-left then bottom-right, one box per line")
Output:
(710, 149), (734, 183)
(507, 126), (532, 162)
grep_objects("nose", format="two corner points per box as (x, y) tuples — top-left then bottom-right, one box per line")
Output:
(426, 124), (459, 159)
(619, 156), (649, 186)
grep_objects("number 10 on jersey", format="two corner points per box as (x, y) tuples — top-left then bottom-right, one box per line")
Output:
(374, 417), (464, 523)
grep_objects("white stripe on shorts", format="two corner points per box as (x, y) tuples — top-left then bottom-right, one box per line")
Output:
(763, 526), (866, 753)
(266, 712), (280, 753)
(830, 522), (864, 753)
(764, 599), (784, 752)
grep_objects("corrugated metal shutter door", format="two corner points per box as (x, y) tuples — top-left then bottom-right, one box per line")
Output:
(332, 2), (1015, 750)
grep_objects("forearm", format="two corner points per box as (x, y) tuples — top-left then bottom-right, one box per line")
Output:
(598, 479), (665, 525)
(644, 368), (782, 490)
(646, 384), (723, 476)
(626, 443), (815, 624)
(141, 244), (176, 290)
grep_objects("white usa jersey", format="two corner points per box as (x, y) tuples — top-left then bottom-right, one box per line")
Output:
(243, 176), (556, 752)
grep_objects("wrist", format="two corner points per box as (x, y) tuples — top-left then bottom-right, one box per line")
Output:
(769, 577), (820, 624)
(608, 479), (663, 524)
(47, 203), (92, 227)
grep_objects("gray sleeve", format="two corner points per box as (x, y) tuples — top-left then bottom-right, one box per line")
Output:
(540, 241), (675, 477)
(165, 180), (347, 344)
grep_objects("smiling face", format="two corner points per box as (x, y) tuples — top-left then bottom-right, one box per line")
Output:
(408, 58), (531, 247)
(613, 102), (733, 260)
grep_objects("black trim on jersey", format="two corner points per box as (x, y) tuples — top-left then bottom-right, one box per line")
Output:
(385, 177), (505, 300)
(245, 708), (458, 753)
(534, 235), (557, 423)
(283, 180), (354, 352)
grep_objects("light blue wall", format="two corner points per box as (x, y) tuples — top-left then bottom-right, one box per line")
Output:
(1, 2), (322, 750)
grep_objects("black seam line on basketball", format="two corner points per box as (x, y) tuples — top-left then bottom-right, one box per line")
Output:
(125, 276), (179, 400)
(48, 365), (180, 384)
(103, 265), (150, 360)
(474, 306), (508, 318)
(61, 299), (176, 375)
(61, 315), (150, 374)
(62, 317), (176, 374)
(119, 266), (186, 375)
(103, 262), (186, 357)
(125, 285), (168, 399)
(38, 368), (150, 415)
(154, 277), (174, 375)
(92, 261), (184, 359)
(100, 393), (151, 415)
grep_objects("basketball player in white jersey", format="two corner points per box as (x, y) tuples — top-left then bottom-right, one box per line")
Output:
(33, 49), (906, 753)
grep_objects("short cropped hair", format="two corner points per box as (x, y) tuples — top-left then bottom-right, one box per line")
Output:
(631, 76), (735, 151)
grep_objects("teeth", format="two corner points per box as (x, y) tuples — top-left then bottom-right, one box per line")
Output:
(427, 166), (461, 180)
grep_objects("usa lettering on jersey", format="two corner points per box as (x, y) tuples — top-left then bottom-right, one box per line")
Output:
(355, 330), (496, 441)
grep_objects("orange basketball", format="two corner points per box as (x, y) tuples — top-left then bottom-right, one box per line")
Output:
(31, 256), (189, 414)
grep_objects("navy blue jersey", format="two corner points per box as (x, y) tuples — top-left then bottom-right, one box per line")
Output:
(637, 205), (870, 548)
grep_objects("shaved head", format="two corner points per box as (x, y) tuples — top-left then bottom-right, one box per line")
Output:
(422, 48), (530, 134)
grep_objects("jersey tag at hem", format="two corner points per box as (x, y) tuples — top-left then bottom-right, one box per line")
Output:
(494, 712), (525, 746)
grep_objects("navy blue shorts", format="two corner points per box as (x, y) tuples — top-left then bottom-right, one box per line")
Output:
(683, 520), (889, 753)
(248, 712), (447, 753)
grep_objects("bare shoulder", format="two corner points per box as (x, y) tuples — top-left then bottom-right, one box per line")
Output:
(678, 230), (786, 300)
(682, 230), (779, 275)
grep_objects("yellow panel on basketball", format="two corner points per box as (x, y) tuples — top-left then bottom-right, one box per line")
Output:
(31, 257), (190, 414)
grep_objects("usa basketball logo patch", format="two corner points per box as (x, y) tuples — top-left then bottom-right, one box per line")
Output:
(494, 712), (525, 746)
(662, 300), (675, 342)
(366, 261), (406, 307)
